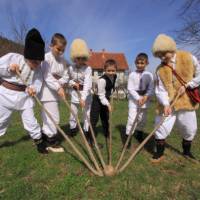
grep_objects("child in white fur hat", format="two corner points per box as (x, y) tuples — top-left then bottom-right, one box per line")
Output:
(68, 38), (92, 138)
(152, 34), (200, 162)
(40, 33), (69, 152)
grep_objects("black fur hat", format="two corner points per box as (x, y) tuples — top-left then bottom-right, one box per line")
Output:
(24, 28), (45, 60)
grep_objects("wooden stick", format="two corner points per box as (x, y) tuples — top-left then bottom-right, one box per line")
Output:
(76, 90), (106, 169)
(108, 95), (113, 166)
(16, 70), (103, 176)
(115, 107), (142, 170)
(117, 92), (181, 174)
(61, 97), (103, 175)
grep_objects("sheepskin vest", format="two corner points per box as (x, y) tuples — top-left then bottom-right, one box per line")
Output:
(156, 50), (199, 113)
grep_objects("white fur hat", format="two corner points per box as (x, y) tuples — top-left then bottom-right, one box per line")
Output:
(152, 34), (176, 56)
(70, 38), (90, 61)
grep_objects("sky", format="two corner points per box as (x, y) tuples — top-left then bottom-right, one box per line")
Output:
(0, 0), (187, 72)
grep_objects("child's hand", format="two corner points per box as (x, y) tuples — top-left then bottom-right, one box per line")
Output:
(57, 87), (66, 99)
(138, 96), (148, 106)
(80, 99), (85, 108)
(107, 104), (112, 112)
(27, 87), (36, 96)
(142, 95), (148, 105)
(178, 86), (186, 96)
(73, 83), (80, 90)
(138, 98), (144, 106)
(9, 64), (20, 73)
(163, 105), (172, 116)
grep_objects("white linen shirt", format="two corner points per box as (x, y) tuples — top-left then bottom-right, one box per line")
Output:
(0, 53), (44, 109)
(68, 64), (92, 103)
(39, 52), (69, 102)
(127, 70), (154, 108)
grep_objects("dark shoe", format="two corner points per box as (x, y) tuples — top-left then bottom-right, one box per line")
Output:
(34, 138), (48, 154)
(183, 152), (196, 160)
(151, 139), (165, 163)
(182, 139), (196, 159)
(69, 127), (78, 137)
(135, 130), (144, 143)
(45, 135), (64, 153)
(85, 131), (94, 148)
(151, 155), (164, 163)
(104, 132), (110, 139)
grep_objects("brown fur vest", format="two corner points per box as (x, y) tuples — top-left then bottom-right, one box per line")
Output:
(156, 50), (199, 113)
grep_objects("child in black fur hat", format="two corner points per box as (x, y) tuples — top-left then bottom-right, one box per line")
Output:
(0, 28), (55, 154)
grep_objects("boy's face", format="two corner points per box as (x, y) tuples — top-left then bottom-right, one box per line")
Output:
(135, 58), (148, 72)
(74, 57), (88, 66)
(155, 51), (175, 64)
(105, 65), (117, 77)
(26, 59), (42, 70)
(51, 42), (66, 58)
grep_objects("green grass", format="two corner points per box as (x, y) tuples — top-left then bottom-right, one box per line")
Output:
(0, 100), (200, 200)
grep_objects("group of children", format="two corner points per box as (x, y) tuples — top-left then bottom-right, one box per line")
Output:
(0, 28), (199, 163)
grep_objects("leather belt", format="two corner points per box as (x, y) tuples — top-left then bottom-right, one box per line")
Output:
(1, 80), (26, 91)
(53, 74), (62, 80)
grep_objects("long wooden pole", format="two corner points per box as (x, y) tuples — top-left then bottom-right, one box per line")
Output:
(76, 90), (106, 169)
(115, 108), (142, 170)
(16, 70), (103, 176)
(117, 92), (181, 174)
(62, 97), (103, 174)
(108, 95), (113, 166)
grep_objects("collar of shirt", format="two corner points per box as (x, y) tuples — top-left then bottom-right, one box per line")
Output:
(170, 54), (176, 68)
(135, 69), (145, 74)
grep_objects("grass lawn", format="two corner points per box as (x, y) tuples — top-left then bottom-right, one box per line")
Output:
(0, 99), (200, 200)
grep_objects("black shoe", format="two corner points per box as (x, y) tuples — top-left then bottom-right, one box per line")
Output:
(135, 130), (144, 143)
(34, 138), (48, 154)
(45, 135), (64, 153)
(183, 152), (196, 160)
(182, 139), (195, 159)
(85, 131), (94, 148)
(152, 139), (165, 161)
(69, 127), (78, 137)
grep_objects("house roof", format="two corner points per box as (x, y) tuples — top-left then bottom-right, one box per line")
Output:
(87, 50), (129, 71)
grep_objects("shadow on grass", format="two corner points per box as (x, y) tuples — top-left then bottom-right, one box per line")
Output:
(116, 125), (183, 157)
(0, 135), (30, 148)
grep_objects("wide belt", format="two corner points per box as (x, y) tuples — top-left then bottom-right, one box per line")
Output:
(1, 80), (26, 91)
(137, 90), (146, 95)
(73, 84), (83, 91)
(52, 74), (62, 80)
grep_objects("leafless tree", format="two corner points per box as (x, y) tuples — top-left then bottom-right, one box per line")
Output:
(7, 4), (29, 44)
(175, 0), (200, 58)
(6, 2), (49, 50)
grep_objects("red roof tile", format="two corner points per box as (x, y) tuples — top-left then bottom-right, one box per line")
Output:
(87, 50), (128, 71)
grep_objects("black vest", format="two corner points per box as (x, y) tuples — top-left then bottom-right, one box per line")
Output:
(100, 74), (117, 100)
